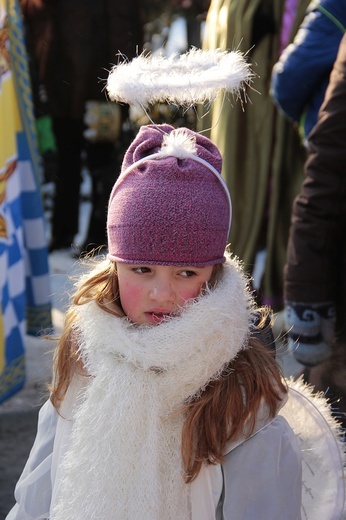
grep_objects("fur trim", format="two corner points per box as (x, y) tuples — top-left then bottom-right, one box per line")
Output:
(106, 48), (253, 109)
(281, 377), (345, 519)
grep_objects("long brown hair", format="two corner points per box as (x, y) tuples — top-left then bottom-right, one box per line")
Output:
(49, 259), (123, 408)
(50, 259), (286, 482)
(181, 336), (286, 482)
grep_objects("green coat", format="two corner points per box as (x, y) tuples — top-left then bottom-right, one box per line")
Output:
(199, 0), (309, 309)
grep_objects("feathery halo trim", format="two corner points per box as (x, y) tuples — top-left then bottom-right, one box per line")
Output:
(106, 48), (253, 109)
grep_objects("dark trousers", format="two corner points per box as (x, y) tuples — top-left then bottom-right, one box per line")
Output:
(51, 117), (84, 243)
(51, 116), (120, 246)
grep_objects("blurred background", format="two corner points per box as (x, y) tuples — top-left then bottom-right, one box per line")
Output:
(3, 0), (344, 517)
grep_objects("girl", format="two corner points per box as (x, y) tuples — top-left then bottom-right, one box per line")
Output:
(6, 124), (344, 520)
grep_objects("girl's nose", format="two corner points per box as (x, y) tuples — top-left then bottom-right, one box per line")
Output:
(150, 279), (175, 302)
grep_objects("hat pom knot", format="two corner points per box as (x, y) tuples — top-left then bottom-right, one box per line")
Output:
(158, 129), (197, 159)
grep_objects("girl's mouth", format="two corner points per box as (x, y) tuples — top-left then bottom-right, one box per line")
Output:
(146, 310), (173, 324)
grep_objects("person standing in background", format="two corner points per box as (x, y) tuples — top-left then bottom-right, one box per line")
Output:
(284, 34), (346, 428)
(21, 0), (144, 253)
(198, 0), (310, 310)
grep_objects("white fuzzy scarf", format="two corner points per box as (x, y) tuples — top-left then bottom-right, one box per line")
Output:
(51, 254), (252, 520)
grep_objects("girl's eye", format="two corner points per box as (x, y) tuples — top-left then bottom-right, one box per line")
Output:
(180, 270), (196, 278)
(132, 267), (151, 274)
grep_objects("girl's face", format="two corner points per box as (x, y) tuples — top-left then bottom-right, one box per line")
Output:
(116, 263), (214, 325)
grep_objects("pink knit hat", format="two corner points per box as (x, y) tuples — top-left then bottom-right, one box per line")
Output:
(107, 124), (231, 266)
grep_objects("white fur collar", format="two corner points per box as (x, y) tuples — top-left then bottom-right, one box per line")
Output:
(51, 254), (253, 520)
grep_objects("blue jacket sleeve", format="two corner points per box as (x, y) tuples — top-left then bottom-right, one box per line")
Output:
(271, 0), (346, 130)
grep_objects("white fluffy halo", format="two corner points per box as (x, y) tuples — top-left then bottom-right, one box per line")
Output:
(106, 48), (253, 109)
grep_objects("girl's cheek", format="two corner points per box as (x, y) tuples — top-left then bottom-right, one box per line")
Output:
(179, 285), (203, 302)
(119, 283), (142, 313)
